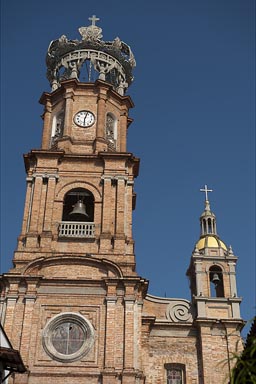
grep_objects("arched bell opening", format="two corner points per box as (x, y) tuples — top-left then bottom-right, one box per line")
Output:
(209, 265), (224, 298)
(62, 188), (94, 222)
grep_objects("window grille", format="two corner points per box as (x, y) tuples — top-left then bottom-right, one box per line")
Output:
(165, 363), (186, 384)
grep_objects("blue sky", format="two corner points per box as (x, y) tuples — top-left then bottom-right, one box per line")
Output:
(0, 0), (255, 336)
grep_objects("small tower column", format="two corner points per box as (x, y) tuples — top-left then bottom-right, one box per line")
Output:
(28, 175), (43, 232)
(64, 90), (74, 137)
(97, 92), (107, 139)
(120, 111), (128, 152)
(41, 99), (52, 149)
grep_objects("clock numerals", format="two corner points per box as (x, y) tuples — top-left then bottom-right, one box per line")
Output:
(74, 110), (95, 127)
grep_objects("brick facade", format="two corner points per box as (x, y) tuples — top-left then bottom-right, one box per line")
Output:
(0, 76), (244, 384)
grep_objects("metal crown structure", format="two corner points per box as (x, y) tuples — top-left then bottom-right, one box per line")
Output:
(46, 15), (136, 95)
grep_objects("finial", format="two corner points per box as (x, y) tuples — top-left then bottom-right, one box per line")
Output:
(228, 245), (234, 255)
(89, 14), (100, 26)
(193, 247), (200, 255)
(200, 184), (213, 202)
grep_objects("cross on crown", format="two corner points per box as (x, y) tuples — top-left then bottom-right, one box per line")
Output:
(89, 15), (100, 26)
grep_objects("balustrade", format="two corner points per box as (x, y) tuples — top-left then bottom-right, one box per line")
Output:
(59, 222), (95, 238)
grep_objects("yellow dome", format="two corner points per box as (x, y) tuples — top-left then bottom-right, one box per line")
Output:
(196, 236), (227, 251)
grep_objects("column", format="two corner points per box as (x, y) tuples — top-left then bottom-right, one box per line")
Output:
(195, 260), (203, 296)
(100, 176), (113, 251)
(104, 298), (117, 368)
(18, 177), (34, 250)
(97, 94), (106, 139)
(64, 91), (74, 137)
(125, 180), (133, 240)
(102, 283), (118, 384)
(25, 175), (43, 248)
(20, 296), (36, 364)
(124, 298), (135, 369)
(3, 279), (19, 340)
(123, 291), (137, 384)
(3, 296), (18, 339)
(29, 175), (43, 232)
(95, 93), (108, 152)
(41, 100), (52, 149)
(114, 177), (126, 252)
(115, 177), (126, 235)
(228, 262), (241, 318)
(37, 177), (48, 233)
(43, 176), (57, 231)
(119, 112), (127, 152)
(228, 262), (238, 298)
(194, 258), (206, 318)
(41, 175), (58, 248)
(19, 280), (38, 364)
(101, 176), (112, 234)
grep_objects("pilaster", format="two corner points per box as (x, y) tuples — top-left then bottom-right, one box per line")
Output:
(104, 283), (118, 369)
(19, 279), (38, 364)
(63, 89), (74, 137)
(41, 99), (52, 149)
(28, 175), (43, 233)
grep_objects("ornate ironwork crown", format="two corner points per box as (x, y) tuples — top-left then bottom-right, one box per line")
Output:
(46, 15), (136, 95)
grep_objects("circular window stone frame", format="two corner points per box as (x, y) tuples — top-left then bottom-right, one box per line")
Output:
(43, 312), (94, 363)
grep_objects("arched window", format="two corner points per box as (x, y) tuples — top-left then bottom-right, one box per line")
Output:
(207, 218), (212, 233)
(105, 113), (117, 150)
(209, 265), (224, 297)
(51, 110), (64, 147)
(165, 363), (186, 384)
(202, 219), (207, 235)
(62, 188), (94, 222)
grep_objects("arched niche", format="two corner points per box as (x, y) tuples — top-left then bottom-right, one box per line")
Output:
(51, 110), (65, 147)
(105, 112), (117, 150)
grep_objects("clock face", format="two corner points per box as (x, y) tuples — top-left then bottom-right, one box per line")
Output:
(74, 111), (95, 127)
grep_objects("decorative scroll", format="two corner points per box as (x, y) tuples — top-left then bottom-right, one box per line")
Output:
(166, 300), (194, 323)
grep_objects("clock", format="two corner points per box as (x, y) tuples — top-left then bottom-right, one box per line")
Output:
(74, 110), (95, 127)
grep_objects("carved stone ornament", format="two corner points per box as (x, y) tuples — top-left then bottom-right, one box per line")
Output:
(166, 300), (194, 323)
(78, 25), (103, 41)
(46, 15), (136, 95)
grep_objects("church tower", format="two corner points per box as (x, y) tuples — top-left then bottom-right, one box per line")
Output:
(0, 17), (147, 384)
(186, 185), (243, 383)
(1, 18), (244, 384)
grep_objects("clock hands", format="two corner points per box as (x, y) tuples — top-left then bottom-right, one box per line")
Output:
(83, 111), (88, 125)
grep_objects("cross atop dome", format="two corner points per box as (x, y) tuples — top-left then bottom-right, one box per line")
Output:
(200, 184), (213, 202)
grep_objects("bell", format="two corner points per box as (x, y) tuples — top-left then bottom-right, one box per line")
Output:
(69, 200), (88, 217)
(212, 273), (220, 285)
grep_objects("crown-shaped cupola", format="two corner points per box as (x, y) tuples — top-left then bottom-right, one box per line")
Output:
(46, 15), (136, 95)
(39, 16), (137, 155)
